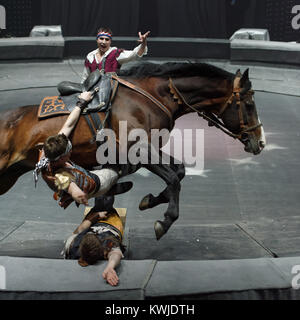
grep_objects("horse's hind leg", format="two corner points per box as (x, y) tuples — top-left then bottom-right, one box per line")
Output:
(139, 153), (185, 210)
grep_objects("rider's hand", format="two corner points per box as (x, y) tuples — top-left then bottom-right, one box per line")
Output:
(76, 90), (95, 110)
(79, 91), (94, 102)
(138, 31), (150, 44)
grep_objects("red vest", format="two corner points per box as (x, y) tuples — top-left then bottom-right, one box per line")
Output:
(84, 48), (123, 73)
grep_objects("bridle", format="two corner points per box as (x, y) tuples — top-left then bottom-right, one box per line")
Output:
(168, 76), (262, 140)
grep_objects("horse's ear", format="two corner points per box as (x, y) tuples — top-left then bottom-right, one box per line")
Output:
(235, 69), (242, 78)
(239, 68), (249, 88)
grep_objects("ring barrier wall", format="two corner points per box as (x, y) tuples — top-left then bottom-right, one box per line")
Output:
(0, 27), (299, 65)
(1, 27), (300, 300)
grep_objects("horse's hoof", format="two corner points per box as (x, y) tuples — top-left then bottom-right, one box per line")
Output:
(139, 193), (154, 211)
(154, 220), (165, 240)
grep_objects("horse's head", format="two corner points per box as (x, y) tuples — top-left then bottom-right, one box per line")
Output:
(218, 69), (266, 155)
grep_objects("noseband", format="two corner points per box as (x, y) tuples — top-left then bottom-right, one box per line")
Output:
(168, 77), (262, 140)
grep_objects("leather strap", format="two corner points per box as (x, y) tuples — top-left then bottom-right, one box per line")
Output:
(84, 114), (97, 139)
(90, 111), (102, 131)
(112, 75), (172, 120)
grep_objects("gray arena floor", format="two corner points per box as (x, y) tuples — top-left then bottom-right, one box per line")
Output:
(0, 58), (300, 299)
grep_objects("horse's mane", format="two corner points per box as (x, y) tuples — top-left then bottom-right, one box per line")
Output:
(119, 61), (234, 80)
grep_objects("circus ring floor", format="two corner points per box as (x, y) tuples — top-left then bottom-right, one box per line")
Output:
(0, 58), (300, 300)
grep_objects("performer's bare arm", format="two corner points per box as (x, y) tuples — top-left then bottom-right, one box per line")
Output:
(73, 211), (108, 234)
(67, 182), (89, 206)
(103, 249), (123, 286)
(58, 91), (94, 138)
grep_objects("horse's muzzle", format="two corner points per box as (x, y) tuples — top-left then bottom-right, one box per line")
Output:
(242, 134), (265, 155)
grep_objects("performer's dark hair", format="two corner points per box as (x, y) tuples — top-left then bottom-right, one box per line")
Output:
(43, 133), (69, 161)
(97, 27), (113, 36)
(79, 233), (104, 265)
(79, 233), (123, 265)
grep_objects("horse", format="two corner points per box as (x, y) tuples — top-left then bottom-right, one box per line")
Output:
(0, 62), (266, 240)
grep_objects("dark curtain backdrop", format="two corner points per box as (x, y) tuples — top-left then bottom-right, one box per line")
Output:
(39, 0), (228, 38)
(1, 0), (299, 41)
(39, 0), (140, 36)
(225, 0), (267, 37)
(139, 0), (227, 38)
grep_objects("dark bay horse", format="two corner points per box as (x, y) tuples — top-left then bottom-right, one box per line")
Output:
(0, 62), (265, 239)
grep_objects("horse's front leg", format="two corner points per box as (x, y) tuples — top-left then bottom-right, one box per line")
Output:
(139, 150), (185, 210)
(139, 145), (181, 240)
(139, 161), (185, 210)
(144, 162), (181, 240)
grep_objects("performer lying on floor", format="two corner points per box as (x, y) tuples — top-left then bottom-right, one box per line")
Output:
(62, 195), (125, 286)
(34, 91), (126, 208)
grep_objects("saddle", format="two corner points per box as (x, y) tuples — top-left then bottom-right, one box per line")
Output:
(38, 70), (119, 139)
(38, 70), (118, 119)
(58, 69), (115, 114)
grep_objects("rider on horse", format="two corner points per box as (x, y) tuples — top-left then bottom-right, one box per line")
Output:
(82, 27), (150, 82)
(79, 27), (150, 109)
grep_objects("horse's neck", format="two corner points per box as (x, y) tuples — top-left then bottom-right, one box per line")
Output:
(167, 77), (232, 119)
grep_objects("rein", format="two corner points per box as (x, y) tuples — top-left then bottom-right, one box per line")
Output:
(168, 77), (262, 140)
(112, 75), (172, 119)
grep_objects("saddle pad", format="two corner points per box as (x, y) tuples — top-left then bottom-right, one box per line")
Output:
(38, 96), (70, 119)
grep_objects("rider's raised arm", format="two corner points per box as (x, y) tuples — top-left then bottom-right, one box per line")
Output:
(117, 31), (150, 65)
